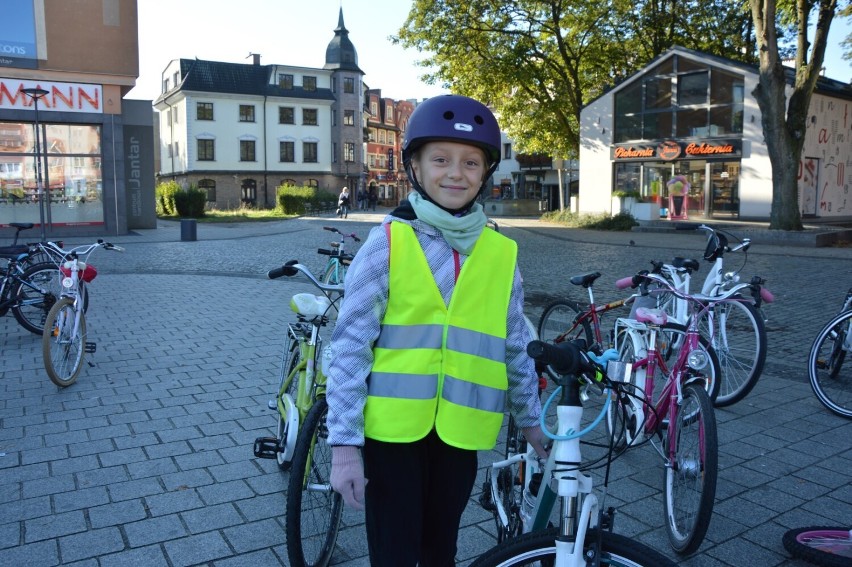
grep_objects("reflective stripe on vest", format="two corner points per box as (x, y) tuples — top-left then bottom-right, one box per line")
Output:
(364, 222), (517, 450)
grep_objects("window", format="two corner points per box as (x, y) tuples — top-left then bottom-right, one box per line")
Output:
(165, 109), (171, 126)
(503, 143), (512, 159)
(172, 107), (179, 124)
(344, 142), (355, 162)
(388, 132), (395, 146)
(280, 141), (295, 162)
(281, 178), (297, 187)
(306, 178), (318, 187)
(173, 71), (180, 87)
(240, 140), (256, 161)
(378, 130), (386, 144)
(303, 76), (317, 91)
(303, 142), (318, 163)
(279, 107), (295, 124)
(343, 110), (355, 126)
(197, 139), (215, 161)
(645, 77), (672, 109)
(303, 108), (318, 126)
(279, 74), (293, 89)
(677, 72), (709, 106)
(198, 179), (216, 202)
(343, 77), (354, 93)
(197, 102), (213, 121)
(385, 104), (394, 123)
(239, 105), (255, 122)
(162, 79), (170, 93)
(370, 101), (378, 116)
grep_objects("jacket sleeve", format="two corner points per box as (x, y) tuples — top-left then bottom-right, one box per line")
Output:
(504, 266), (543, 429)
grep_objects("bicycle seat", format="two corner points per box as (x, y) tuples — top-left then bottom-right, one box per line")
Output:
(570, 272), (601, 288)
(671, 257), (700, 272)
(634, 307), (668, 325)
(290, 293), (333, 318)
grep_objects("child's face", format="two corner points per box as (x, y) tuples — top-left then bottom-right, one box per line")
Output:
(411, 141), (487, 210)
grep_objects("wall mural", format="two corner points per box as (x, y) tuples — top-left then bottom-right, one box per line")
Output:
(800, 96), (851, 217)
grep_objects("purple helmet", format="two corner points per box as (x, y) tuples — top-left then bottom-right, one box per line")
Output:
(402, 95), (501, 171)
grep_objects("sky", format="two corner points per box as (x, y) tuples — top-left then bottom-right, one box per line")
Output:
(126, 0), (852, 103)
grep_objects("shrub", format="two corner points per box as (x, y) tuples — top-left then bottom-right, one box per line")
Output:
(276, 185), (337, 214)
(155, 181), (182, 216)
(174, 186), (207, 218)
(541, 210), (638, 231)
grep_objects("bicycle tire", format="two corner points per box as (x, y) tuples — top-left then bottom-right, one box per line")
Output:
(322, 260), (343, 286)
(663, 382), (717, 555)
(42, 297), (87, 387)
(276, 338), (303, 470)
(782, 526), (852, 567)
(285, 397), (343, 567)
(11, 262), (61, 334)
(701, 299), (766, 407)
(808, 310), (852, 419)
(469, 527), (677, 567)
(537, 300), (593, 346)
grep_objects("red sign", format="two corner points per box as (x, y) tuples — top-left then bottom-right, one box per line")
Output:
(0, 79), (102, 113)
(658, 141), (681, 161)
(614, 146), (654, 159)
(684, 142), (735, 156)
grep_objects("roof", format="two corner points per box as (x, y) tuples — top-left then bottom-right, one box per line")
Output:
(154, 59), (336, 103)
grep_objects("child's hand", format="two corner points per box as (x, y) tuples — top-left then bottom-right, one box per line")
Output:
(330, 446), (367, 510)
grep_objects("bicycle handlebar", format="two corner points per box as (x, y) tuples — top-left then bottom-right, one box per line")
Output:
(267, 259), (345, 294)
(322, 226), (361, 242)
(527, 339), (597, 377)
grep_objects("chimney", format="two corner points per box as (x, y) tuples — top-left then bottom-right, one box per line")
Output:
(252, 53), (260, 65)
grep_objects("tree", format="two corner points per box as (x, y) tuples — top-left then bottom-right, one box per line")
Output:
(395, 0), (754, 160)
(749, 0), (839, 230)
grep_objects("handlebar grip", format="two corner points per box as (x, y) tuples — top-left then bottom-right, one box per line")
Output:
(317, 248), (333, 256)
(760, 287), (774, 304)
(352, 234), (361, 242)
(527, 340), (589, 375)
(615, 276), (635, 290)
(323, 226), (337, 233)
(268, 260), (299, 279)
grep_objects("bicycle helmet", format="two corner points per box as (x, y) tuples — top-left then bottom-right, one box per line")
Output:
(402, 95), (501, 212)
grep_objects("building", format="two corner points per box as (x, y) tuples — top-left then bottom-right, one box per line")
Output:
(364, 90), (413, 206)
(579, 45), (852, 222)
(154, 9), (365, 208)
(0, 0), (154, 235)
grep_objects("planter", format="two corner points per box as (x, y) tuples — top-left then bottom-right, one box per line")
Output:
(612, 196), (638, 214)
(632, 202), (659, 221)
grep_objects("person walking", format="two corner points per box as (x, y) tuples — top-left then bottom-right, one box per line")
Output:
(337, 187), (350, 218)
(368, 186), (378, 211)
(326, 94), (547, 567)
(357, 187), (367, 211)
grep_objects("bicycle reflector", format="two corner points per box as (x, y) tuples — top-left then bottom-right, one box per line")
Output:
(60, 262), (98, 282)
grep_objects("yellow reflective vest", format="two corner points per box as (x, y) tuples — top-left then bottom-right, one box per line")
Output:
(364, 221), (517, 450)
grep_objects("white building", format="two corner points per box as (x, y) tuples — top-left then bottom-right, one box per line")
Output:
(154, 9), (365, 209)
(579, 46), (852, 222)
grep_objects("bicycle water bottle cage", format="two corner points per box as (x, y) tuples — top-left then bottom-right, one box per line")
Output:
(703, 232), (727, 261)
(570, 272), (601, 288)
(634, 307), (667, 325)
(290, 293), (332, 317)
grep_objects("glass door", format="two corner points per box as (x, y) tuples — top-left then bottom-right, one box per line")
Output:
(710, 161), (740, 217)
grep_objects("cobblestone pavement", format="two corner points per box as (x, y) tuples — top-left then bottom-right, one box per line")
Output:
(1, 211), (850, 566)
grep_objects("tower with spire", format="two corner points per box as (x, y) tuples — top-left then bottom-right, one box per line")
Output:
(324, 8), (365, 192)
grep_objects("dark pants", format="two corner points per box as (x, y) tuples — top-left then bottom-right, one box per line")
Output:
(363, 429), (478, 567)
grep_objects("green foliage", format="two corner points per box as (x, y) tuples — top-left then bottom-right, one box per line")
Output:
(155, 181), (181, 216)
(275, 184), (337, 214)
(174, 186), (207, 218)
(542, 210), (638, 231)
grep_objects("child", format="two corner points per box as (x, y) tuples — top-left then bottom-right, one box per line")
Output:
(327, 94), (546, 567)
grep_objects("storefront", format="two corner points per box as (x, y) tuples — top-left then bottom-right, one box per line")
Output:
(579, 46), (852, 222)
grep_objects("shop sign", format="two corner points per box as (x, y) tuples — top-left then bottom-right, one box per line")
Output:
(612, 139), (741, 161)
(0, 79), (103, 114)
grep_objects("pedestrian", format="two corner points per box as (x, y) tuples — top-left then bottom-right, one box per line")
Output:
(368, 186), (377, 211)
(357, 187), (367, 210)
(327, 94), (547, 567)
(337, 186), (350, 218)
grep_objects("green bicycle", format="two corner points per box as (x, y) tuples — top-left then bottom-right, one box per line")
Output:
(253, 259), (344, 567)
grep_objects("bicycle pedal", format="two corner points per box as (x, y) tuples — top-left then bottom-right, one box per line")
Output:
(253, 437), (280, 459)
(84, 342), (96, 353)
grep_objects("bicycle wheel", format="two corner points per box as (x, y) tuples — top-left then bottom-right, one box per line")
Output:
(663, 382), (717, 555)
(537, 300), (593, 346)
(808, 310), (852, 419)
(276, 338), (303, 470)
(782, 526), (852, 567)
(322, 260), (343, 285)
(11, 262), (62, 334)
(42, 297), (87, 387)
(700, 299), (766, 407)
(286, 397), (343, 567)
(469, 527), (677, 567)
(484, 415), (526, 543)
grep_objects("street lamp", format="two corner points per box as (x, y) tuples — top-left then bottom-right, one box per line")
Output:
(22, 87), (49, 241)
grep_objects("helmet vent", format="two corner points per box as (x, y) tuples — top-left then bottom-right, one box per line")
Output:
(442, 111), (455, 120)
(474, 115), (484, 125)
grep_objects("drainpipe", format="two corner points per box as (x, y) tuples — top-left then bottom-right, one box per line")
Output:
(263, 93), (268, 206)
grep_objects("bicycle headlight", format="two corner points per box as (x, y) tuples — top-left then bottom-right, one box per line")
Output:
(687, 350), (709, 370)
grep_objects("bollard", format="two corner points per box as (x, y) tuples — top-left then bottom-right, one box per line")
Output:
(180, 218), (197, 241)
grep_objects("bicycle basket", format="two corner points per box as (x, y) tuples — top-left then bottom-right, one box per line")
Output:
(60, 261), (98, 282)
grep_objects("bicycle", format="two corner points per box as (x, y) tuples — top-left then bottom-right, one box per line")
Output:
(41, 240), (123, 387)
(0, 246), (61, 335)
(650, 224), (773, 406)
(607, 270), (747, 554)
(252, 259), (344, 567)
(472, 338), (677, 567)
(806, 286), (852, 419)
(782, 526), (852, 566)
(3, 222), (67, 267)
(536, 270), (721, 400)
(317, 226), (360, 285)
